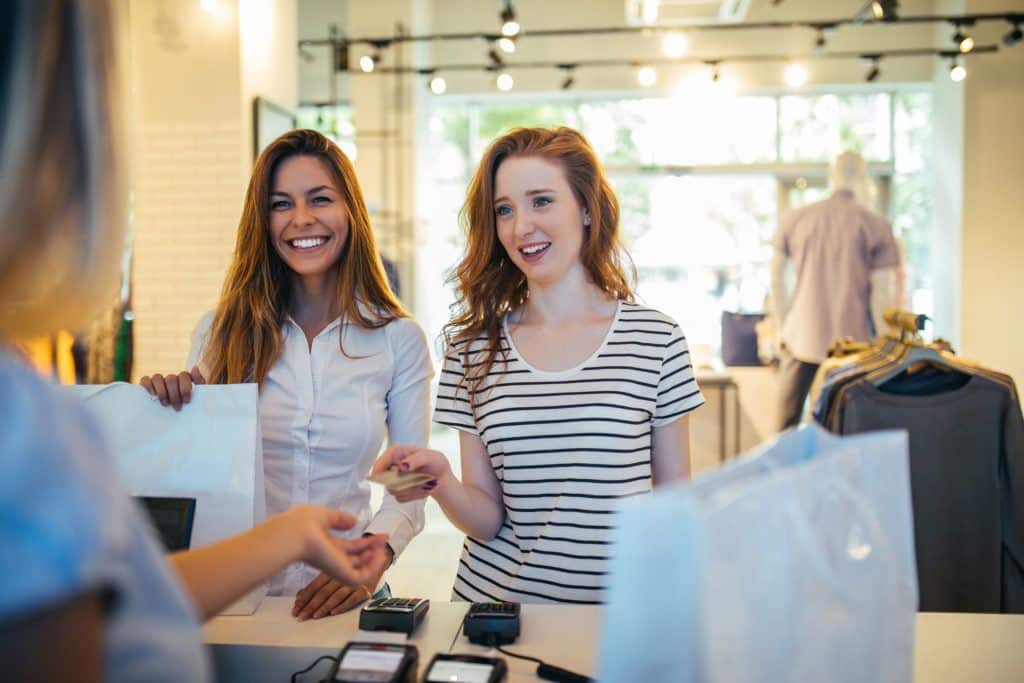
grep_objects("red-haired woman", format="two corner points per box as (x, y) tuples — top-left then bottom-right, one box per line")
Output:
(142, 130), (432, 618)
(373, 127), (704, 604)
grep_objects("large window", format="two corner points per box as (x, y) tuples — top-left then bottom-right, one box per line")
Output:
(417, 89), (933, 366)
(778, 93), (891, 162)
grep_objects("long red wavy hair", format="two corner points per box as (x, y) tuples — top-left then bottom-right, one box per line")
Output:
(444, 126), (636, 396)
(203, 129), (405, 384)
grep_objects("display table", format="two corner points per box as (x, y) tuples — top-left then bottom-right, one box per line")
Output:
(694, 371), (741, 462)
(204, 598), (1024, 682)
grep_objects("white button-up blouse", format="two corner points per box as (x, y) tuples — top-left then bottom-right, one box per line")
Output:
(188, 310), (433, 595)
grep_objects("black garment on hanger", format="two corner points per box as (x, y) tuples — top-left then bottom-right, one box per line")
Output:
(834, 375), (1024, 613)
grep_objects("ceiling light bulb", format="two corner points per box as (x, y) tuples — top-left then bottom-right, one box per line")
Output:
(784, 62), (808, 87)
(959, 35), (975, 53)
(662, 32), (688, 58)
(429, 76), (447, 95)
(870, 0), (898, 21)
(949, 63), (967, 82)
(496, 72), (514, 91)
(499, 2), (519, 37)
(498, 37), (516, 54)
(359, 55), (375, 73)
(637, 66), (657, 87)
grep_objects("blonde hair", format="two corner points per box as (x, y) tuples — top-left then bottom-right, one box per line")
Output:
(202, 129), (406, 385)
(0, 0), (125, 340)
(829, 149), (877, 209)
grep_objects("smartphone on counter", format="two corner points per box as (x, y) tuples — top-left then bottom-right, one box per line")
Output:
(424, 653), (508, 683)
(326, 642), (418, 683)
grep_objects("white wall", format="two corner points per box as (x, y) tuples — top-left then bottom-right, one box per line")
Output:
(926, 0), (1024, 384)
(128, 0), (298, 379)
(930, 0), (966, 345)
(958, 0), (1024, 385)
(241, 0), (299, 166)
(128, 0), (246, 380)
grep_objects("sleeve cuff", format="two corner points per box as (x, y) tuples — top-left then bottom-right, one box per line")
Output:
(364, 507), (420, 560)
(653, 393), (706, 427)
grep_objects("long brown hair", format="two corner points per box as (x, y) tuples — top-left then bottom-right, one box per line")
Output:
(444, 126), (636, 395)
(203, 129), (405, 384)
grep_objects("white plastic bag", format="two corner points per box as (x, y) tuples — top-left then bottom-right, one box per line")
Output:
(599, 425), (917, 683)
(66, 383), (266, 615)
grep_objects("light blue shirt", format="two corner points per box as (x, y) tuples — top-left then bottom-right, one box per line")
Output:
(0, 350), (209, 682)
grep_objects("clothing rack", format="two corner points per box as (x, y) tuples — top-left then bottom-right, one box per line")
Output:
(808, 309), (1024, 614)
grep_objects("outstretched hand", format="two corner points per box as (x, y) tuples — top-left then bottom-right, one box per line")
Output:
(282, 506), (390, 592)
(292, 538), (391, 621)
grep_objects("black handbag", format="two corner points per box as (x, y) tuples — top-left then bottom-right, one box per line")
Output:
(721, 311), (765, 366)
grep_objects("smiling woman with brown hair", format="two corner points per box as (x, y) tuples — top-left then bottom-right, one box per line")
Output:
(374, 127), (705, 605)
(140, 128), (434, 619)
(201, 129), (405, 386)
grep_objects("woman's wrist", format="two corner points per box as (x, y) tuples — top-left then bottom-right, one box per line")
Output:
(271, 505), (316, 565)
(431, 469), (461, 500)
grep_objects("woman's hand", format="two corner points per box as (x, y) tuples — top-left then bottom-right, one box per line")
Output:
(279, 506), (391, 593)
(292, 540), (392, 621)
(167, 505), (389, 621)
(371, 444), (454, 503)
(140, 365), (206, 411)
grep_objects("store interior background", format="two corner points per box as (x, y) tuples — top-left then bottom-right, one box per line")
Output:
(122, 0), (1024, 598)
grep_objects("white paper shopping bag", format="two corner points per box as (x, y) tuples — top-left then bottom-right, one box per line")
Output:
(66, 383), (266, 615)
(599, 425), (918, 683)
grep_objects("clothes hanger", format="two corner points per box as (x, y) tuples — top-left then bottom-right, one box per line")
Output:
(867, 339), (968, 387)
(867, 311), (976, 387)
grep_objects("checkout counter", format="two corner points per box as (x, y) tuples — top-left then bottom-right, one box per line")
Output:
(205, 598), (1024, 682)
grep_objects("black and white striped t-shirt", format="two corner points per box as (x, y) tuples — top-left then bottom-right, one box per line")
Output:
(433, 301), (704, 604)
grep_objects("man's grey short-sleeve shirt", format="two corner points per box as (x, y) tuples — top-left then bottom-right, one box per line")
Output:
(775, 189), (900, 363)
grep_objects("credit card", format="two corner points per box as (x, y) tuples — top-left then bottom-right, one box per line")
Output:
(368, 469), (434, 492)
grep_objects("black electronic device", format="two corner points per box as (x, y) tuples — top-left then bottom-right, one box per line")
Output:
(424, 653), (508, 683)
(463, 602), (520, 646)
(325, 642), (418, 683)
(135, 496), (196, 551)
(358, 597), (429, 635)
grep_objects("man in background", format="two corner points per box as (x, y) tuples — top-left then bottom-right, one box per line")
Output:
(770, 150), (902, 430)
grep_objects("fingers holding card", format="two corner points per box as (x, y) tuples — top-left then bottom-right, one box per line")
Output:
(367, 469), (434, 493)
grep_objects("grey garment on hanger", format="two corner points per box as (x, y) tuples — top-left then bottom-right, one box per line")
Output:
(836, 375), (1024, 614)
